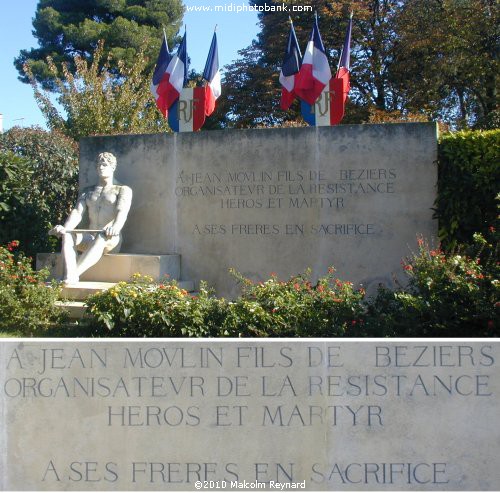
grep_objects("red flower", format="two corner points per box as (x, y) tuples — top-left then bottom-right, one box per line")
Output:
(404, 264), (413, 271)
(487, 320), (494, 329)
(317, 285), (325, 292)
(293, 283), (300, 291)
(7, 240), (19, 251)
(489, 226), (496, 233)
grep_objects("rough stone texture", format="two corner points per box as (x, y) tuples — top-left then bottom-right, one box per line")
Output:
(1, 340), (499, 491)
(79, 124), (438, 297)
(37, 253), (181, 283)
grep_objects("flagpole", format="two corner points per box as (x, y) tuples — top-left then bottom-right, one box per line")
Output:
(337, 12), (353, 72)
(337, 49), (343, 73)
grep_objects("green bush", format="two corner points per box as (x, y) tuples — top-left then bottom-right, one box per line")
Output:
(365, 234), (499, 336)
(0, 126), (78, 259)
(85, 270), (367, 338)
(85, 275), (227, 337)
(0, 151), (33, 216)
(222, 269), (367, 337)
(0, 241), (65, 336)
(437, 129), (500, 249)
(28, 232), (499, 337)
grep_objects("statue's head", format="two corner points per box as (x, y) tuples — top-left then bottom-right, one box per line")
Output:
(97, 152), (117, 170)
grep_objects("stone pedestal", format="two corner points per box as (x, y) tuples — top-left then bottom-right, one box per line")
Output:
(36, 252), (182, 283)
(37, 253), (194, 318)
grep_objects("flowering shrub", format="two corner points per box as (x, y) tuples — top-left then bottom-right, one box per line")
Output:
(221, 269), (367, 337)
(85, 270), (367, 338)
(85, 274), (227, 337)
(0, 241), (64, 335)
(365, 235), (499, 336)
(84, 238), (498, 338)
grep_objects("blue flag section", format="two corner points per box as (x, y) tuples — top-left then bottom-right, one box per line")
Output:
(279, 21), (302, 110)
(339, 12), (353, 71)
(150, 35), (173, 116)
(152, 35), (172, 86)
(203, 32), (219, 83)
(177, 33), (189, 89)
(202, 32), (221, 117)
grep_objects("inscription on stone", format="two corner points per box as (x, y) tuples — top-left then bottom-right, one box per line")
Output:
(1, 341), (498, 490)
(175, 168), (391, 238)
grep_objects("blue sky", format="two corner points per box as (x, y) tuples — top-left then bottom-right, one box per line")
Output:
(0, 0), (260, 131)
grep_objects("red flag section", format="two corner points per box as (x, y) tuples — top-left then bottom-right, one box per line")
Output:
(331, 68), (350, 125)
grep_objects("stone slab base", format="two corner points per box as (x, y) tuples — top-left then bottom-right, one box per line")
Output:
(37, 253), (181, 283)
(55, 300), (88, 319)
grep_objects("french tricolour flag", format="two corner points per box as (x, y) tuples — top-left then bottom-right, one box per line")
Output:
(294, 15), (331, 105)
(203, 31), (221, 117)
(279, 20), (302, 110)
(150, 34), (173, 116)
(300, 13), (353, 127)
(151, 32), (188, 117)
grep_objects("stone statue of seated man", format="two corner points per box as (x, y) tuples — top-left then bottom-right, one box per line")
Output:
(49, 152), (133, 284)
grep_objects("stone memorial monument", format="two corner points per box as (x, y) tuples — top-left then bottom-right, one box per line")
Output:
(76, 123), (438, 297)
(39, 123), (437, 300)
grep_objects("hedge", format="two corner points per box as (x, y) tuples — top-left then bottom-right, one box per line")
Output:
(437, 129), (500, 249)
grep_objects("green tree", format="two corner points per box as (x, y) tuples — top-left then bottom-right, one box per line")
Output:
(392, 0), (499, 128)
(220, 42), (288, 128)
(0, 127), (79, 258)
(220, 0), (404, 128)
(221, 0), (497, 128)
(25, 40), (171, 140)
(15, 0), (184, 90)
